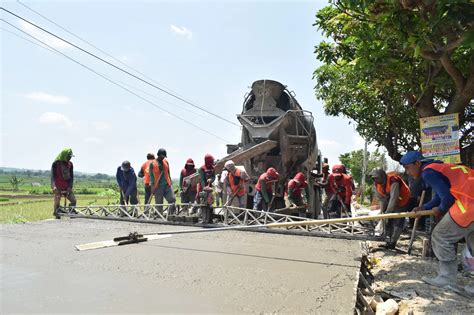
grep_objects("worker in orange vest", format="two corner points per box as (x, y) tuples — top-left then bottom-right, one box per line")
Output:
(223, 160), (249, 208)
(149, 148), (176, 214)
(138, 153), (155, 204)
(401, 151), (473, 295)
(370, 167), (411, 249)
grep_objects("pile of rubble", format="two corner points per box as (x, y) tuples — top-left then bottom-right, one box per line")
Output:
(359, 237), (473, 314)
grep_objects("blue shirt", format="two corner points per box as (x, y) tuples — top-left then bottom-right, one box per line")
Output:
(116, 167), (137, 197)
(421, 162), (455, 214)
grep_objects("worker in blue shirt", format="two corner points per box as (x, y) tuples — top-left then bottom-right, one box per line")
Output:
(401, 151), (473, 296)
(116, 160), (138, 206)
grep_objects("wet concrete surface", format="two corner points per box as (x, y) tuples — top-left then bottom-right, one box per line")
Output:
(1, 219), (361, 314)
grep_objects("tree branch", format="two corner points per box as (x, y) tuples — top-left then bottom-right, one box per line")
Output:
(440, 53), (466, 92)
(420, 49), (443, 60)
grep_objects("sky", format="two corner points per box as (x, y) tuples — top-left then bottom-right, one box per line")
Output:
(1, 0), (389, 176)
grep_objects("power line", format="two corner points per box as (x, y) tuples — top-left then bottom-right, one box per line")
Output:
(1, 19), (232, 143)
(0, 6), (240, 127)
(1, 26), (57, 53)
(16, 0), (194, 104)
(3, 15), (207, 120)
(117, 80), (211, 120)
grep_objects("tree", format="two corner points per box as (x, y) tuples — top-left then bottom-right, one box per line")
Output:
(339, 149), (387, 186)
(314, 1), (473, 162)
(9, 175), (23, 191)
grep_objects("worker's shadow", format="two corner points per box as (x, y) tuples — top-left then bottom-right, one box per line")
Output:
(144, 243), (359, 269)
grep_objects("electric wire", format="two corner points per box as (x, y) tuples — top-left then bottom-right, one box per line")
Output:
(1, 25), (204, 120)
(0, 6), (240, 127)
(0, 19), (231, 143)
(16, 0), (194, 104)
(117, 80), (211, 119)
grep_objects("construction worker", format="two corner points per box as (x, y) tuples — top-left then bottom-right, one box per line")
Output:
(116, 161), (138, 206)
(223, 160), (249, 208)
(149, 148), (176, 214)
(213, 173), (224, 207)
(328, 165), (353, 217)
(197, 154), (216, 223)
(138, 153), (155, 204)
(51, 148), (76, 219)
(370, 167), (411, 249)
(285, 172), (309, 217)
(179, 158), (197, 213)
(253, 167), (280, 211)
(313, 163), (333, 218)
(401, 151), (473, 295)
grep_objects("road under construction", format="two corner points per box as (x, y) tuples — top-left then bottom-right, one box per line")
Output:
(1, 204), (437, 314)
(1, 218), (362, 314)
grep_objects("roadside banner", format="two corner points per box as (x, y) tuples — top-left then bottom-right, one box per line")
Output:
(419, 113), (461, 163)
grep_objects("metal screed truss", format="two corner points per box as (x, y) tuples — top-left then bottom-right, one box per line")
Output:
(60, 203), (382, 241)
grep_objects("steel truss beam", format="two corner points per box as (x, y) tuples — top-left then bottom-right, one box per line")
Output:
(60, 204), (382, 240)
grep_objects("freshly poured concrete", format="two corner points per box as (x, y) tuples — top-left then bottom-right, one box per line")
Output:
(1, 219), (361, 314)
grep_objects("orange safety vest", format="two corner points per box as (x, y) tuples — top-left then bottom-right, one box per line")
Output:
(375, 173), (410, 207)
(141, 160), (152, 185)
(228, 169), (246, 197)
(151, 159), (172, 189)
(423, 163), (474, 228)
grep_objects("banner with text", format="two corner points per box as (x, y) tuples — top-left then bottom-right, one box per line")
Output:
(420, 113), (460, 164)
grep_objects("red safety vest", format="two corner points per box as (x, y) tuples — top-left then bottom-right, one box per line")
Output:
(255, 173), (274, 193)
(197, 165), (215, 193)
(151, 159), (172, 189)
(228, 169), (246, 197)
(141, 160), (152, 185)
(424, 163), (474, 228)
(375, 173), (410, 207)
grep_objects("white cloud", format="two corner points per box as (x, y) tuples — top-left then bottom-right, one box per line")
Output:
(38, 112), (72, 128)
(318, 139), (341, 146)
(92, 121), (110, 130)
(353, 134), (366, 147)
(170, 24), (192, 40)
(19, 20), (72, 50)
(118, 55), (129, 62)
(26, 92), (71, 105)
(84, 137), (102, 144)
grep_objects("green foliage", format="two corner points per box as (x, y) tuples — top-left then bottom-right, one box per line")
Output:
(98, 188), (120, 204)
(0, 194), (113, 223)
(9, 175), (23, 191)
(314, 1), (474, 161)
(339, 149), (387, 186)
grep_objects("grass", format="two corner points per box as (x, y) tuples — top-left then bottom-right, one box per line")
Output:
(0, 169), (186, 224)
(0, 194), (116, 223)
(0, 190), (184, 224)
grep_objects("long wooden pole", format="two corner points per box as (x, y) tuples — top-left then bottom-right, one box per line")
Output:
(76, 210), (434, 251)
(143, 209), (434, 236)
(407, 191), (426, 255)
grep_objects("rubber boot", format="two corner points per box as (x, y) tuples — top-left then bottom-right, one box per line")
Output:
(387, 227), (403, 249)
(53, 206), (61, 219)
(422, 260), (457, 287)
(465, 281), (474, 296)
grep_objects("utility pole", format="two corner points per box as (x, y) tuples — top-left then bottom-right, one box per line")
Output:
(360, 140), (368, 204)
